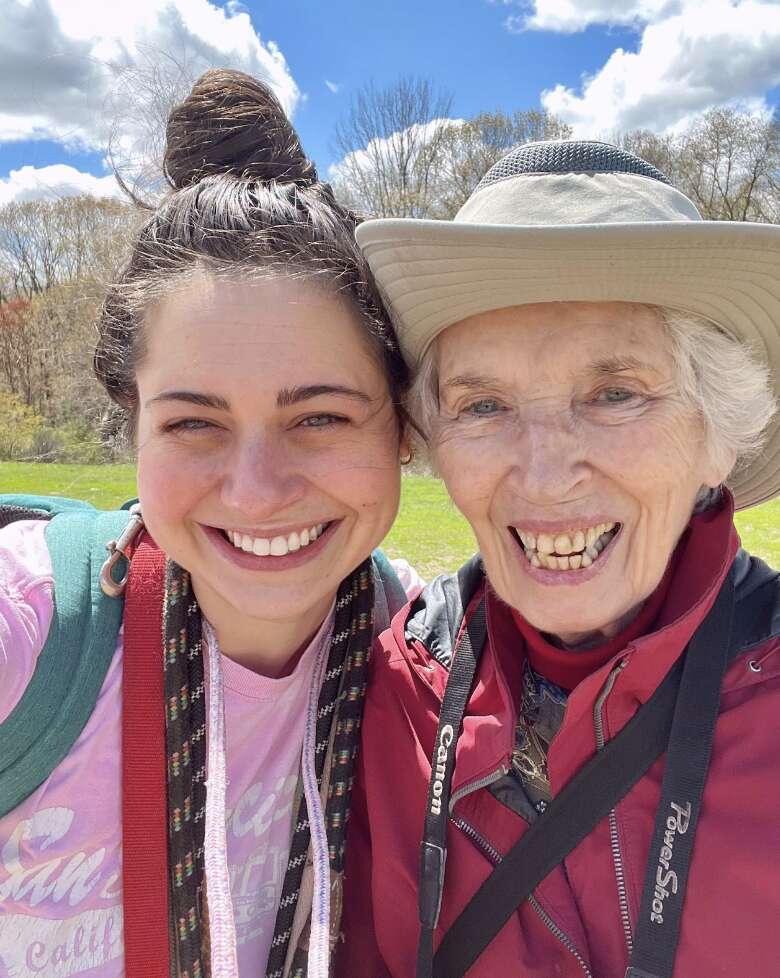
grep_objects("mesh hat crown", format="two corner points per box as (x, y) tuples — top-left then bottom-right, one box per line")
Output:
(355, 137), (780, 509)
(472, 140), (672, 194)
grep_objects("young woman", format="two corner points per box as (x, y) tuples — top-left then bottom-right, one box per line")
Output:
(0, 70), (413, 978)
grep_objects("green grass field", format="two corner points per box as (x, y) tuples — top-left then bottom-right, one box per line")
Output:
(2, 462), (779, 578)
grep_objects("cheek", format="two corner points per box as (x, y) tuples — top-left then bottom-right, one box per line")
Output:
(434, 429), (506, 522)
(332, 451), (402, 521)
(136, 441), (218, 523)
(596, 413), (706, 496)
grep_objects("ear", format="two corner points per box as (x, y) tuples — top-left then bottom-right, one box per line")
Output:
(399, 432), (412, 465)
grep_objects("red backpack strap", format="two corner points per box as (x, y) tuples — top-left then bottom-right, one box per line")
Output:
(122, 534), (170, 978)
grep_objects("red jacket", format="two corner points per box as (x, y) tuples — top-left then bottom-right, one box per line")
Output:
(338, 500), (780, 977)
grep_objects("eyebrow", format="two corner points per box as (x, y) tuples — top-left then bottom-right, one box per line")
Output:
(440, 373), (499, 393)
(275, 384), (373, 408)
(145, 390), (230, 410)
(440, 357), (658, 394)
(588, 354), (655, 375)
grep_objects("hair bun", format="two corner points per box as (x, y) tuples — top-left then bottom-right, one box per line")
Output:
(164, 68), (317, 189)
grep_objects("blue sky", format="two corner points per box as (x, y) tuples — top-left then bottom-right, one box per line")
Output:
(1, 0), (779, 203)
(261, 0), (640, 170)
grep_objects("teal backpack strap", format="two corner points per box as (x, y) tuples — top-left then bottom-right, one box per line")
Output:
(0, 507), (132, 816)
(371, 548), (408, 635)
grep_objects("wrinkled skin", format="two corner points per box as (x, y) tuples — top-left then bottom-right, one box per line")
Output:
(432, 301), (733, 646)
(135, 273), (403, 674)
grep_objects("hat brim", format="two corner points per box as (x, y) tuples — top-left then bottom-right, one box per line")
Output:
(356, 218), (780, 511)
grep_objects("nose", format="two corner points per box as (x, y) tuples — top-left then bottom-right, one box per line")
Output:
(507, 407), (591, 505)
(219, 433), (307, 520)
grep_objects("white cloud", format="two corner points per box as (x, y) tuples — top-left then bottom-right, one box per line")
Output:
(506, 0), (682, 32)
(325, 79), (341, 94)
(328, 118), (463, 183)
(0, 164), (122, 205)
(0, 0), (301, 153)
(528, 0), (780, 136)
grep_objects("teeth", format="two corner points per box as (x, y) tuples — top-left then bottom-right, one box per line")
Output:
(223, 522), (329, 557)
(270, 536), (288, 556)
(554, 533), (574, 555)
(253, 537), (270, 556)
(537, 533), (555, 555)
(514, 520), (619, 571)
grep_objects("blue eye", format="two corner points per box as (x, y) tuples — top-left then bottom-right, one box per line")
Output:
(164, 418), (216, 433)
(465, 398), (504, 417)
(299, 414), (344, 428)
(595, 388), (635, 404)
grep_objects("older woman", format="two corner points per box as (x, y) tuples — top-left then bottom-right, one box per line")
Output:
(337, 142), (780, 978)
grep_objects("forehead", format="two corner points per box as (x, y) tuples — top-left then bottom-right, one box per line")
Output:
(140, 273), (379, 389)
(435, 301), (672, 377)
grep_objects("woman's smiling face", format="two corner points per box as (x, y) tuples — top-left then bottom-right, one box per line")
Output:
(432, 301), (733, 645)
(135, 273), (402, 649)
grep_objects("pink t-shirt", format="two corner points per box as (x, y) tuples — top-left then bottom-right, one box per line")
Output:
(0, 520), (334, 978)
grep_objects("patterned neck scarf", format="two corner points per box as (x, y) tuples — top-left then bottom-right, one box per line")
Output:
(161, 558), (375, 978)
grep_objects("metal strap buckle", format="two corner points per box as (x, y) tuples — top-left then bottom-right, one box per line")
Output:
(99, 503), (144, 597)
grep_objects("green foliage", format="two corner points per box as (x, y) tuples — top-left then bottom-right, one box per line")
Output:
(0, 393), (45, 460)
(28, 422), (110, 464)
(2, 465), (778, 578)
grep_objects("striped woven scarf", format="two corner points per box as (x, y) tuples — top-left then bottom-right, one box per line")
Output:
(161, 558), (375, 978)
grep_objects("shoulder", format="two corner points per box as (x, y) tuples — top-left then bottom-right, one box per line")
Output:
(371, 554), (485, 678)
(731, 548), (780, 653)
(404, 554), (485, 668)
(0, 519), (55, 723)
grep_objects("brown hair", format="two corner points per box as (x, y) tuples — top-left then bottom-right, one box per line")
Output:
(94, 68), (408, 438)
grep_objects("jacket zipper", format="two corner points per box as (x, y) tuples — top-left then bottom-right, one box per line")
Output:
(448, 764), (508, 810)
(593, 658), (633, 957)
(451, 814), (593, 977)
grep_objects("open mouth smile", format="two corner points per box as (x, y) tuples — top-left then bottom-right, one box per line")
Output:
(203, 519), (340, 571)
(511, 521), (620, 571)
(224, 522), (331, 557)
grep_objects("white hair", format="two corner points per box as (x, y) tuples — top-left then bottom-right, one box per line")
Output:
(408, 304), (777, 487)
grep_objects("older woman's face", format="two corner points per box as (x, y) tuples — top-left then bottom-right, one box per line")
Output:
(433, 302), (731, 645)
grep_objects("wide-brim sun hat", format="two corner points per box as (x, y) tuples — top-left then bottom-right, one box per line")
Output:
(355, 140), (780, 511)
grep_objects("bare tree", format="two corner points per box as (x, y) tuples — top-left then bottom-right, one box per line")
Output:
(0, 196), (135, 299)
(0, 196), (140, 420)
(0, 298), (36, 403)
(429, 109), (573, 218)
(619, 109), (780, 223)
(331, 77), (454, 217)
(682, 108), (779, 222)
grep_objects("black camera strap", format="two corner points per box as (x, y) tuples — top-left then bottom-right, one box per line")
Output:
(416, 570), (738, 978)
(416, 600), (488, 978)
